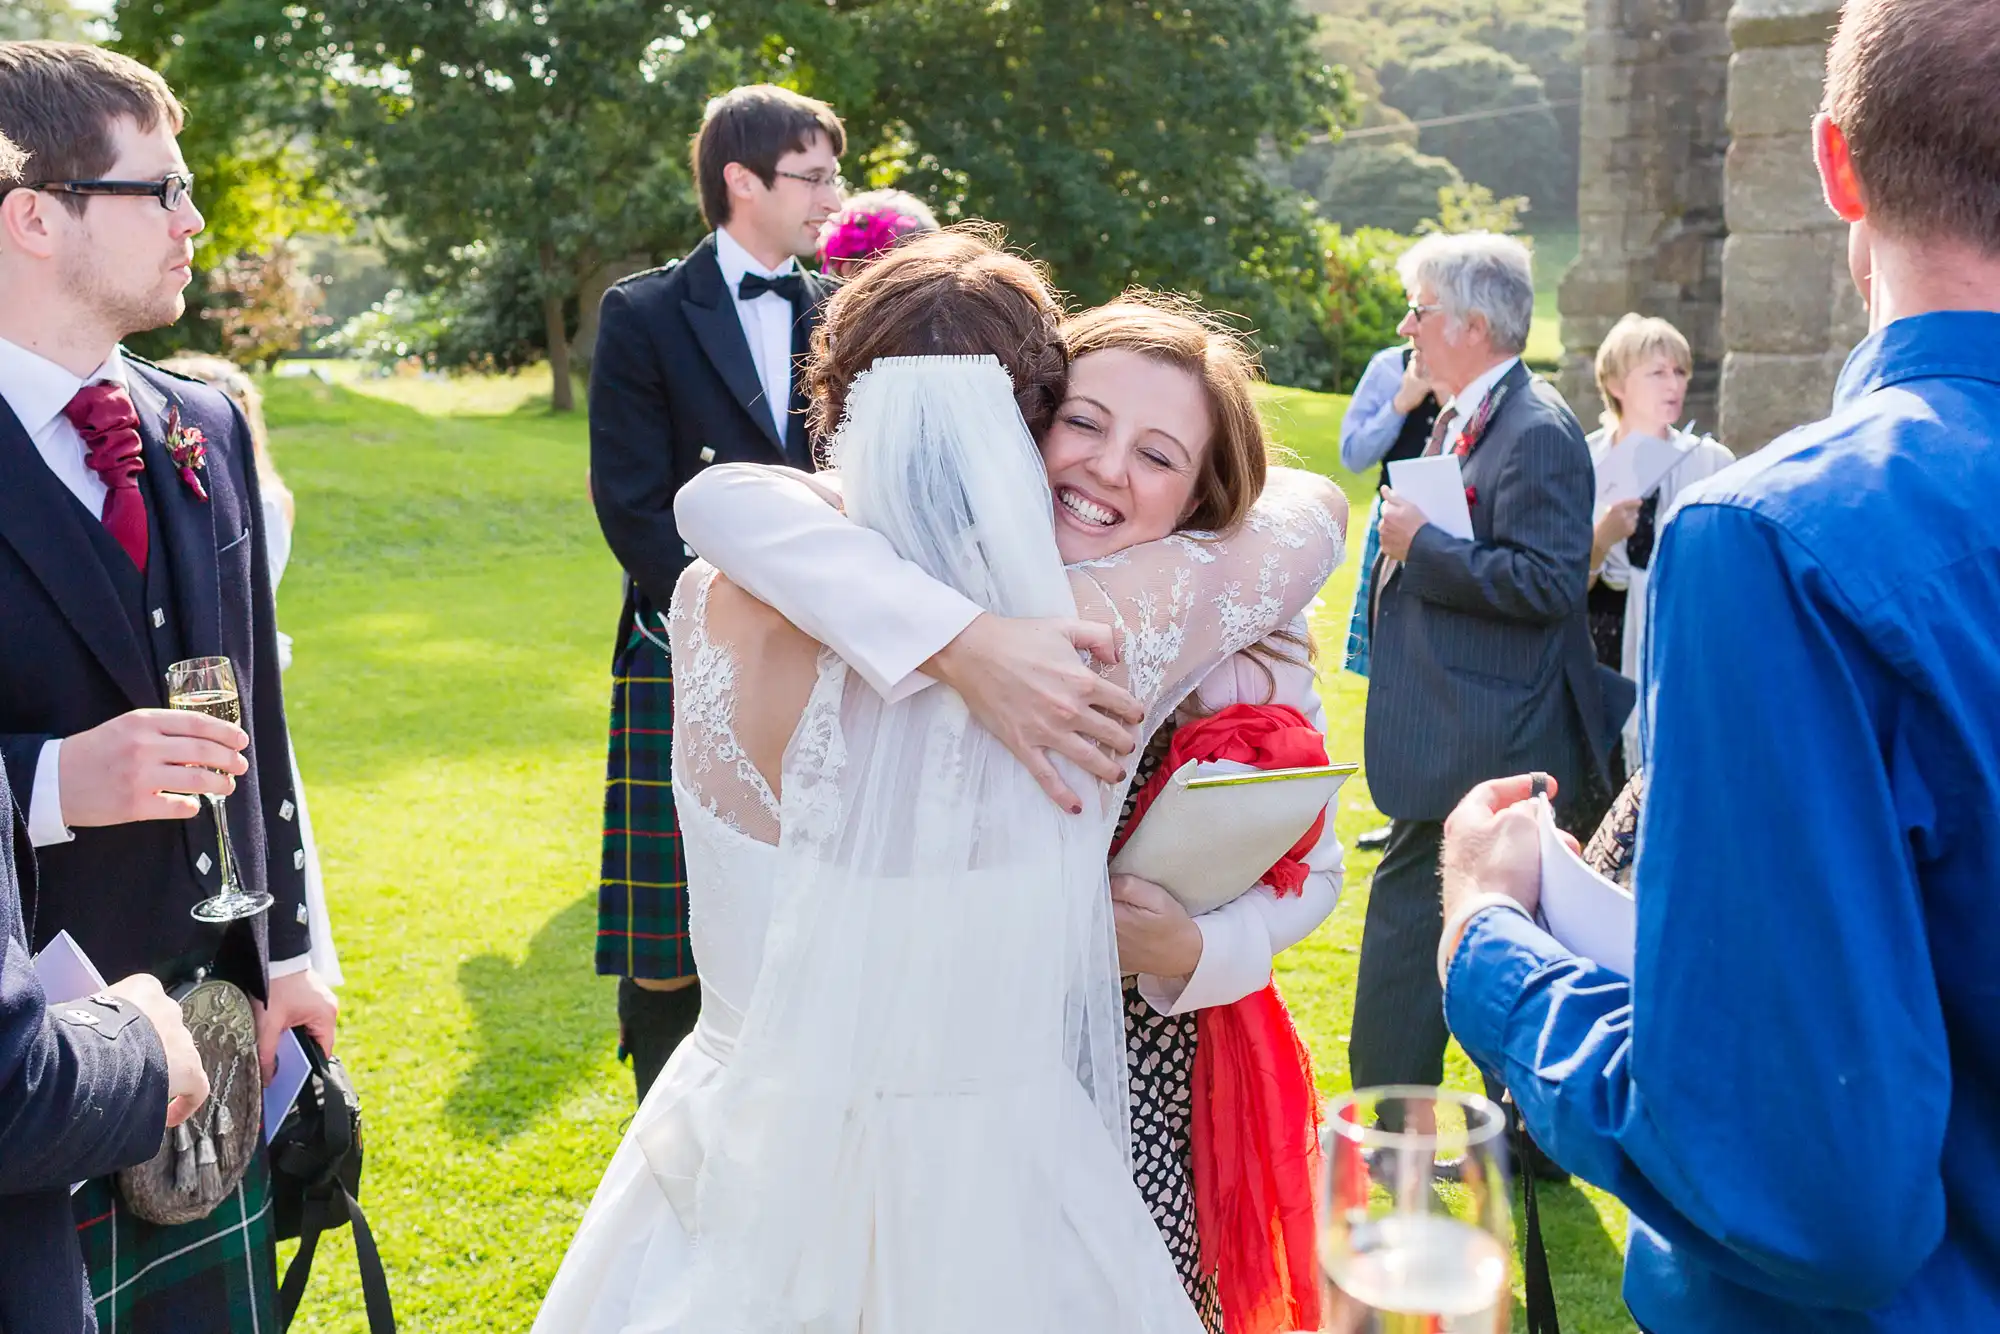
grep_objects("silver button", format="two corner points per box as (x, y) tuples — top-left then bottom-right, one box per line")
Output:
(296, 903), (309, 925)
(196, 852), (213, 875)
(279, 799), (295, 822)
(151, 608), (165, 628)
(699, 445), (716, 463)
(293, 848), (306, 870)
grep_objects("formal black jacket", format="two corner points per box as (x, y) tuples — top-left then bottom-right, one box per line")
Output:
(0, 357), (310, 994)
(0, 762), (170, 1334)
(1364, 362), (1612, 821)
(589, 233), (831, 649)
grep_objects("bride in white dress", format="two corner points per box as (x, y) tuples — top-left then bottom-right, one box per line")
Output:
(534, 233), (1345, 1333)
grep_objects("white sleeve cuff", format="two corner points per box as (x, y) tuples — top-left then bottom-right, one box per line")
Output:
(267, 954), (314, 979)
(1437, 896), (1534, 988)
(28, 739), (75, 848)
(1138, 897), (1271, 1016)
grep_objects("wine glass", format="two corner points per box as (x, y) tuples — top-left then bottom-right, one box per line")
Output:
(165, 655), (273, 923)
(1320, 1085), (1512, 1334)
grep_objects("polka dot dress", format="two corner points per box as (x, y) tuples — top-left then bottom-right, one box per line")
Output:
(1118, 728), (1226, 1332)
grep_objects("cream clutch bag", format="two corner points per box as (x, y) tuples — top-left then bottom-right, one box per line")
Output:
(1110, 760), (1357, 916)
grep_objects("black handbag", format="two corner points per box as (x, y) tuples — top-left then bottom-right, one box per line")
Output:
(269, 1030), (397, 1332)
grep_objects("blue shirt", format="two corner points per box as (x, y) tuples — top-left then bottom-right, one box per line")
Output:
(1445, 311), (2000, 1332)
(1340, 345), (1411, 473)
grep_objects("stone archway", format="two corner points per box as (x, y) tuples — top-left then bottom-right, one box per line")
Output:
(1558, 0), (1858, 455)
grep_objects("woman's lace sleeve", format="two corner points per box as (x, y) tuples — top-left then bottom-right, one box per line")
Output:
(1067, 467), (1348, 740)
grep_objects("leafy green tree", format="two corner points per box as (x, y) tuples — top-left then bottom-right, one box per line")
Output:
(710, 0), (1351, 386)
(1378, 43), (1565, 217)
(296, 0), (728, 409)
(1321, 224), (1412, 391)
(102, 1), (343, 358)
(1307, 140), (1464, 235)
(0, 1), (99, 40)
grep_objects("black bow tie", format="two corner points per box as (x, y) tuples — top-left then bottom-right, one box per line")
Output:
(737, 271), (806, 305)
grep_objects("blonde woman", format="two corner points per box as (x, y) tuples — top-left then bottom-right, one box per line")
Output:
(1585, 315), (1735, 774)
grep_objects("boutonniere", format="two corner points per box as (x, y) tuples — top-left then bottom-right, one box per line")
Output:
(164, 405), (209, 502)
(1465, 485), (1478, 508)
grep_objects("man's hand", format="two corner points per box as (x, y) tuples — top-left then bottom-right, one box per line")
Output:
(58, 709), (249, 827)
(1111, 874), (1204, 978)
(926, 613), (1144, 814)
(1440, 774), (1583, 961)
(253, 968), (338, 1085)
(1391, 360), (1430, 415)
(108, 972), (209, 1129)
(1377, 486), (1431, 561)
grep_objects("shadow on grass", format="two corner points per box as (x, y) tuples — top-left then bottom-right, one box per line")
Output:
(1514, 1176), (1634, 1331)
(446, 890), (616, 1142)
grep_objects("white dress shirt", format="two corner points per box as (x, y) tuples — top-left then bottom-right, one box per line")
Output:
(0, 335), (128, 849)
(714, 226), (800, 444)
(1432, 355), (1521, 455)
(674, 464), (1346, 1016)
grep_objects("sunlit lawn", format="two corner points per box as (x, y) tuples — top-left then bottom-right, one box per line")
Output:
(269, 362), (1632, 1331)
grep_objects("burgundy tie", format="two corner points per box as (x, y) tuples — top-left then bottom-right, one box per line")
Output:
(63, 382), (149, 572)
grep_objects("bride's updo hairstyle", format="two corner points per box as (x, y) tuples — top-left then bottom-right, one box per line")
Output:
(807, 224), (1068, 452)
(1059, 292), (1269, 536)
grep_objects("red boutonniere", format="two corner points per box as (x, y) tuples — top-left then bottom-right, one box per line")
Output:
(164, 405), (209, 502)
(1465, 485), (1478, 507)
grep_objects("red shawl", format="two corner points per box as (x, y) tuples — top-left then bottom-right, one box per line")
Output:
(1111, 704), (1327, 1334)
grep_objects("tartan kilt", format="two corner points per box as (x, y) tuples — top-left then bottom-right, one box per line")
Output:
(73, 1144), (278, 1334)
(596, 617), (696, 981)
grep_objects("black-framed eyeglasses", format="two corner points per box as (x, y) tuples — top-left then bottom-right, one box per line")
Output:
(773, 168), (846, 193)
(28, 172), (195, 211)
(1405, 301), (1446, 322)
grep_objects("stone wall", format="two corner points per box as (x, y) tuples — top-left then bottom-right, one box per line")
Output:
(1557, 0), (1733, 435)
(1562, 0), (1860, 456)
(1718, 0), (1857, 453)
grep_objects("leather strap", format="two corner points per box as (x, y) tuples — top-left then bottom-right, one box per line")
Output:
(279, 1186), (396, 1332)
(1518, 1119), (1561, 1333)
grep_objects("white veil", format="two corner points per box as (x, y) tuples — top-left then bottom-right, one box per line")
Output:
(650, 356), (1198, 1333)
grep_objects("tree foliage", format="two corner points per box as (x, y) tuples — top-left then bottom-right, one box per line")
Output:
(290, 0), (742, 407)
(278, 0), (1354, 395)
(202, 241), (328, 369)
(0, 1), (99, 41)
(107, 0), (345, 359)
(1300, 139), (1464, 235)
(1378, 44), (1564, 219)
(1321, 224), (1413, 392)
(1301, 0), (1581, 223)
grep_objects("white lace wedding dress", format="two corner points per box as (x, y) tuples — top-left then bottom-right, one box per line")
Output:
(532, 358), (1345, 1334)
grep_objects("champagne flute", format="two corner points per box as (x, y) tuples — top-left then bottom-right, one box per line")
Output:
(165, 655), (273, 923)
(1320, 1086), (1512, 1334)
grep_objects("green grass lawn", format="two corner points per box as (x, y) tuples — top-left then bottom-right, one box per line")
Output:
(1524, 223), (1579, 371)
(269, 364), (1633, 1331)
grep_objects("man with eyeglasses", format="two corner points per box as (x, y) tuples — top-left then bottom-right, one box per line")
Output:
(1349, 231), (1614, 1175)
(0, 39), (338, 1334)
(587, 84), (845, 1102)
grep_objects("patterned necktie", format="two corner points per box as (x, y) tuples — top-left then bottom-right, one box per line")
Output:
(63, 382), (149, 572)
(1421, 405), (1456, 457)
(737, 271), (806, 306)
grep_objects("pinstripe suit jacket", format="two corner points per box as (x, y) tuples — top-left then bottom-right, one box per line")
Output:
(1363, 363), (1610, 821)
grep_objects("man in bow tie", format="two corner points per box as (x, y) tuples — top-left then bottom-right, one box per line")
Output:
(0, 40), (336, 1332)
(587, 84), (844, 1100)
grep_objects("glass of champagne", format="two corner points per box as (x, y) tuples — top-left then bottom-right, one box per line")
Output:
(165, 655), (273, 923)
(1320, 1086), (1513, 1334)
